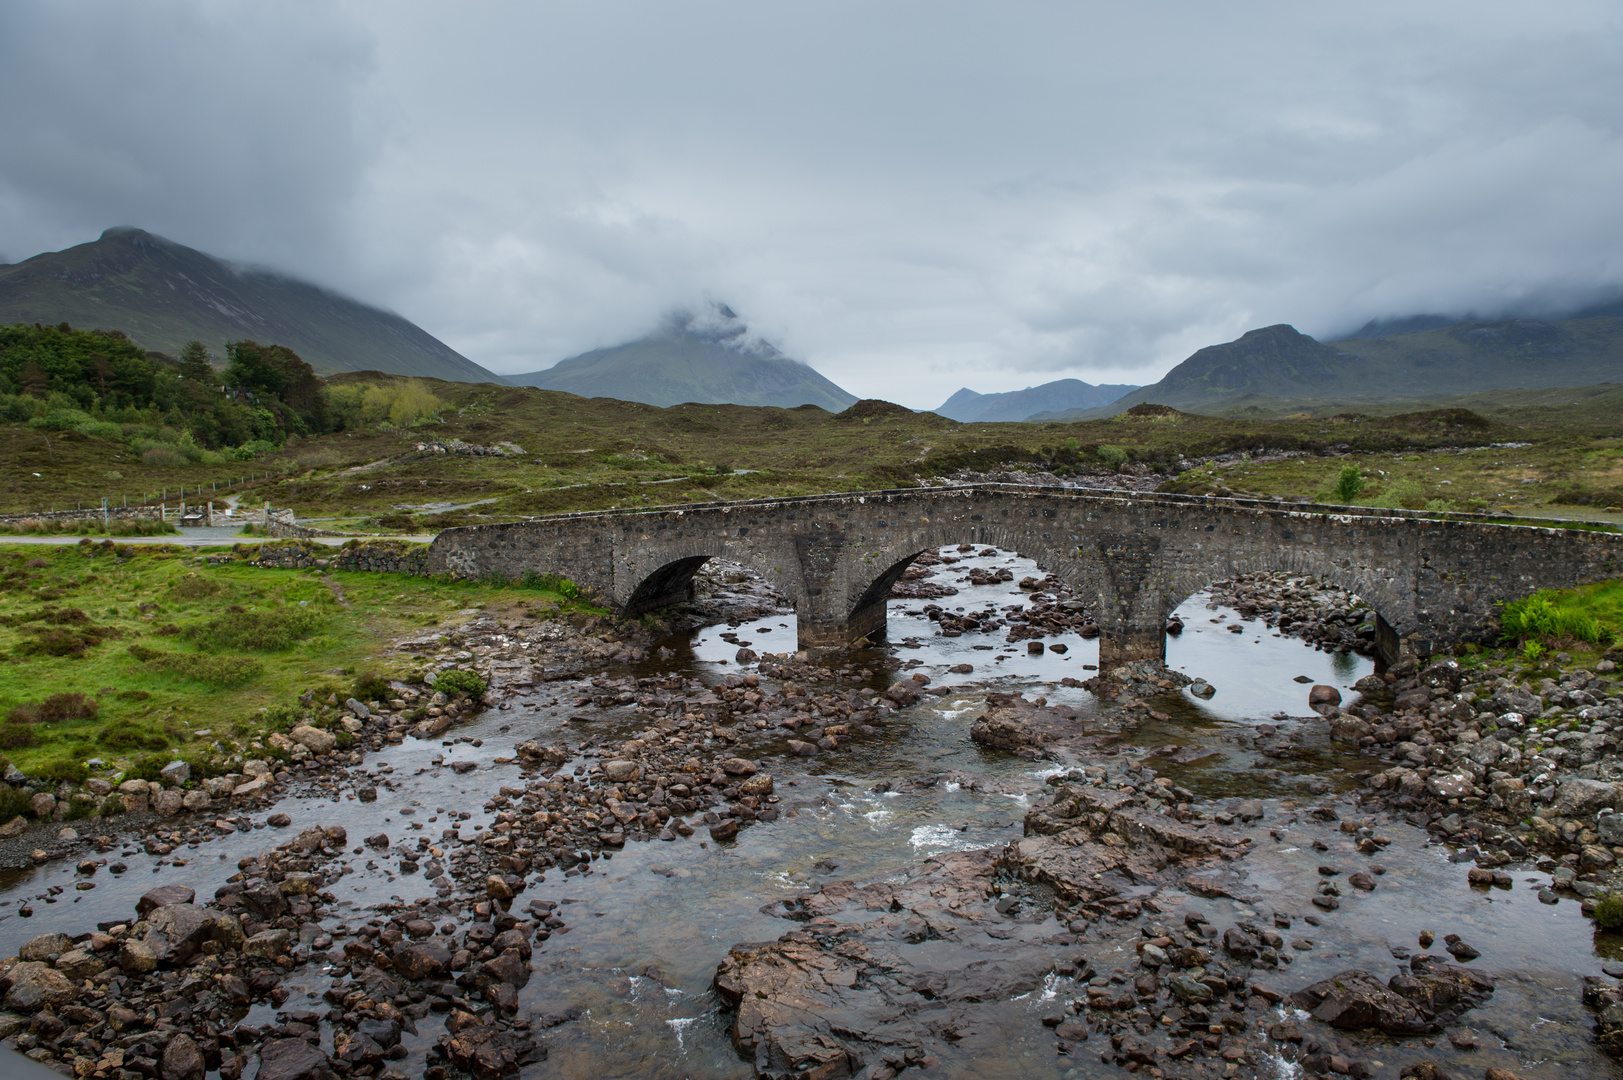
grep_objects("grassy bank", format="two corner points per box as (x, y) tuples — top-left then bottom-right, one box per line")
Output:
(0, 541), (596, 785)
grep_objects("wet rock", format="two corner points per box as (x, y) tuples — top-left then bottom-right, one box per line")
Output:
(1309, 684), (1342, 708)
(118, 939), (157, 975)
(1483, 1069), (1529, 1080)
(0, 816), (25, 839)
(1553, 778), (1621, 819)
(394, 942), (451, 979)
(161, 1032), (206, 1080)
(267, 812), (292, 827)
(143, 903), (221, 966)
(2, 961), (75, 1010)
(1443, 935), (1480, 961)
(603, 760), (641, 783)
(257, 1037), (335, 1080)
(244, 929), (293, 957)
(719, 757), (758, 777)
(18, 932), (73, 961)
(739, 773), (774, 797)
(53, 947), (104, 982)
(440, 1024), (545, 1079)
(1397, 1065), (1451, 1080)
(710, 819), (741, 842)
(290, 724), (337, 754)
(241, 879), (289, 918)
(1292, 970), (1433, 1034)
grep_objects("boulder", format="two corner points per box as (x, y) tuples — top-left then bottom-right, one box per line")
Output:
(1308, 684), (1342, 708)
(0, 815), (26, 839)
(1553, 778), (1621, 818)
(603, 760), (641, 783)
(243, 929), (293, 958)
(18, 932), (73, 961)
(159, 760), (190, 786)
(182, 789), (213, 812)
(393, 942), (451, 980)
(118, 940), (157, 975)
(30, 792), (55, 818)
(290, 725), (337, 754)
(2, 961), (76, 1010)
(54, 947), (105, 982)
(441, 1024), (544, 1079)
(1292, 970), (1432, 1035)
(256, 1038), (335, 1080)
(161, 1032), (206, 1080)
(152, 788), (185, 816)
(719, 757), (758, 777)
(739, 773), (774, 797)
(143, 904), (221, 966)
(239, 878), (288, 918)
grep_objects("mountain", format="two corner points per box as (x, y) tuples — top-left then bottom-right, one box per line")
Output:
(934, 378), (1139, 422)
(505, 305), (858, 410)
(1040, 316), (1623, 420)
(0, 227), (499, 382)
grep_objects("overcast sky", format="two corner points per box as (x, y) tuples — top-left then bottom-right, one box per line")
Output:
(3, 1), (1621, 406)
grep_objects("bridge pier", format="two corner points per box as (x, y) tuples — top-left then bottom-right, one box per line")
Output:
(1097, 627), (1166, 669)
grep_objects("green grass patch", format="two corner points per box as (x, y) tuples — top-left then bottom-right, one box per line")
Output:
(0, 540), (593, 781)
(1500, 580), (1623, 649)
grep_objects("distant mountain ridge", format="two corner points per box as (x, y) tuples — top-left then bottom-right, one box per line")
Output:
(505, 305), (858, 410)
(1037, 315), (1623, 420)
(0, 227), (499, 382)
(934, 378), (1138, 422)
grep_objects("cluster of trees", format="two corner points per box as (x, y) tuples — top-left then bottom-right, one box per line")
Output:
(0, 323), (443, 455)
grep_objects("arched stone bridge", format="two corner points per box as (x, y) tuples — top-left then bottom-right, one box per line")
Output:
(426, 484), (1623, 666)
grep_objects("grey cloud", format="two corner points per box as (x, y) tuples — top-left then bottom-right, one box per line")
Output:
(3, 1), (1621, 406)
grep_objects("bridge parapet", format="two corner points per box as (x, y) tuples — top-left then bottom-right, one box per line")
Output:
(427, 485), (1623, 665)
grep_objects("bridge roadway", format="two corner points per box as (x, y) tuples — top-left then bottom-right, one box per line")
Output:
(425, 484), (1623, 667)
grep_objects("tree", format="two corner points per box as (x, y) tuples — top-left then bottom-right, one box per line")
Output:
(224, 341), (328, 435)
(1333, 464), (1366, 504)
(177, 340), (215, 383)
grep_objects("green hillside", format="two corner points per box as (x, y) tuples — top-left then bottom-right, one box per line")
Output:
(0, 227), (499, 383)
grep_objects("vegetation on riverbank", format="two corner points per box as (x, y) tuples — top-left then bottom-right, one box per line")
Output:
(0, 541), (597, 786)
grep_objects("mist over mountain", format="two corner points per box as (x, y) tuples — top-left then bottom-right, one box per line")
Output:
(934, 378), (1139, 422)
(0, 227), (499, 382)
(504, 304), (858, 410)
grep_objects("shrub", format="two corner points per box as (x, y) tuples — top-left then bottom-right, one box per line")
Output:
(37, 692), (98, 723)
(353, 670), (392, 702)
(99, 721), (168, 751)
(434, 670), (486, 699)
(142, 446), (188, 468)
(188, 607), (323, 651)
(1332, 464), (1365, 504)
(0, 724), (38, 749)
(520, 570), (580, 599)
(32, 758), (89, 784)
(168, 575), (223, 600)
(1502, 594), (1605, 645)
(1596, 892), (1623, 932)
(126, 754), (172, 782)
(1096, 445), (1128, 471)
(141, 651), (263, 686)
(0, 785), (30, 821)
(76, 420), (124, 440)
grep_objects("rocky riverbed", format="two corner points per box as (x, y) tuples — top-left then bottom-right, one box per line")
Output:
(1, 548), (1621, 1079)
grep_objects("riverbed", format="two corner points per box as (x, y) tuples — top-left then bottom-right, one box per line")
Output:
(1, 546), (1617, 1078)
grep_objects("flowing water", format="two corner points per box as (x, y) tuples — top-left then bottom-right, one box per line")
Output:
(1, 546), (1618, 1078)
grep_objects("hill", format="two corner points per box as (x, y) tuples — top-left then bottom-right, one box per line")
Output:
(0, 227), (499, 382)
(934, 378), (1139, 422)
(504, 305), (858, 410)
(1039, 316), (1623, 420)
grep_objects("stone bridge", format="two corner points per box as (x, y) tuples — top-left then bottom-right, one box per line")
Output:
(425, 484), (1623, 666)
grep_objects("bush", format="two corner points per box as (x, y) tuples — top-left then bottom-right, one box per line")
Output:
(142, 446), (188, 467)
(187, 607), (323, 651)
(32, 758), (89, 784)
(98, 721), (168, 751)
(1096, 445), (1128, 471)
(126, 754), (172, 782)
(1332, 464), (1366, 504)
(1596, 892), (1623, 931)
(353, 670), (391, 702)
(168, 575), (224, 600)
(0, 785), (30, 821)
(141, 651), (263, 686)
(76, 420), (124, 440)
(520, 570), (580, 599)
(0, 724), (38, 749)
(1502, 594), (1605, 645)
(36, 692), (98, 723)
(434, 670), (486, 699)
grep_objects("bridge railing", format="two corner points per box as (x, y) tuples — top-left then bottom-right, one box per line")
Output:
(448, 482), (1610, 535)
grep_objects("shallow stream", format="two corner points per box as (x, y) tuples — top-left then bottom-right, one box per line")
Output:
(1, 547), (1619, 1078)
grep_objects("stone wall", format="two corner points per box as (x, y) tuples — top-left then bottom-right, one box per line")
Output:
(0, 505), (163, 526)
(239, 539), (432, 576)
(425, 484), (1623, 662)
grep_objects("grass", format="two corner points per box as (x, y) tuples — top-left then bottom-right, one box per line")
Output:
(0, 540), (599, 781)
(1499, 581), (1623, 652)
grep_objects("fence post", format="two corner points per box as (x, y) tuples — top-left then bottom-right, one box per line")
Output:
(102, 498), (107, 530)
